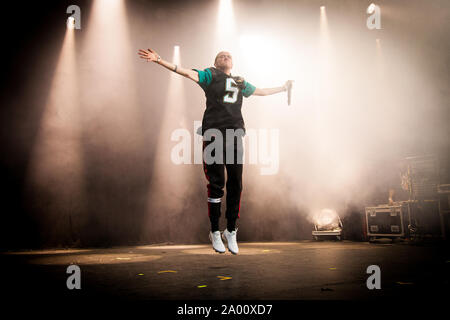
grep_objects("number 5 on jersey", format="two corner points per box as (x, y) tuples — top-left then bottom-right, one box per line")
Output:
(223, 78), (239, 104)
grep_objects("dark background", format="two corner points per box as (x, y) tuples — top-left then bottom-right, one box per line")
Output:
(1, 0), (448, 249)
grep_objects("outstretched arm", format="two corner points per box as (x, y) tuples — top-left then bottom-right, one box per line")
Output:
(138, 48), (199, 82)
(253, 80), (293, 96)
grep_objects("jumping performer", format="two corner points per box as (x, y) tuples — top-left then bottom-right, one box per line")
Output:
(138, 48), (292, 254)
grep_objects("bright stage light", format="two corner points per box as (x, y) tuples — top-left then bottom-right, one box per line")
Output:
(376, 38), (382, 55)
(367, 3), (376, 14)
(81, 0), (143, 143)
(218, 0), (233, 27)
(319, 4), (329, 44)
(320, 5), (328, 27)
(174, 45), (180, 63)
(312, 209), (343, 240)
(316, 1), (330, 104)
(216, 0), (236, 52)
(238, 34), (285, 78)
(145, 45), (195, 237)
(375, 38), (384, 79)
(239, 35), (266, 56)
(376, 38), (382, 51)
(316, 209), (339, 229)
(26, 25), (86, 239)
(29, 27), (80, 178)
(320, 5), (326, 24)
(66, 16), (75, 29)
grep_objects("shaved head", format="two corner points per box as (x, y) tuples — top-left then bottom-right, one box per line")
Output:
(214, 51), (233, 72)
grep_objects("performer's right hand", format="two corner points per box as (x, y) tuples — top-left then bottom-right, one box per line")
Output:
(138, 48), (160, 62)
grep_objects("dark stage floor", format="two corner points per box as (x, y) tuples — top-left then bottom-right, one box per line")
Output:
(2, 240), (449, 315)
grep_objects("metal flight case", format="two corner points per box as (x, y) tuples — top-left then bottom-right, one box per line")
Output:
(365, 204), (407, 241)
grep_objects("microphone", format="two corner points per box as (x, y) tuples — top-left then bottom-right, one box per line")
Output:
(286, 80), (294, 106)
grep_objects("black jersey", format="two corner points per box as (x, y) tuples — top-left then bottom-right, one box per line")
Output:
(194, 67), (255, 135)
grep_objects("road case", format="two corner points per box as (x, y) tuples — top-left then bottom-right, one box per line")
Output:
(365, 204), (406, 239)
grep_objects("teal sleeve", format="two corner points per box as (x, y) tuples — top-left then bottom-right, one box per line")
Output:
(193, 68), (213, 90)
(242, 81), (256, 97)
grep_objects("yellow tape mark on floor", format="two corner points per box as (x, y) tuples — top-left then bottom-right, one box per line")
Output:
(197, 285), (207, 288)
(157, 270), (178, 273)
(217, 276), (232, 280)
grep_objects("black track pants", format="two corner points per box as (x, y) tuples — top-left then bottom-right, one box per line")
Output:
(202, 133), (243, 231)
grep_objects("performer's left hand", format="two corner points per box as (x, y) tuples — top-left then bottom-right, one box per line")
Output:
(284, 80), (294, 91)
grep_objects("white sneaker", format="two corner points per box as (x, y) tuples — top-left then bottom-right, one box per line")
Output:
(209, 231), (226, 253)
(222, 228), (239, 255)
